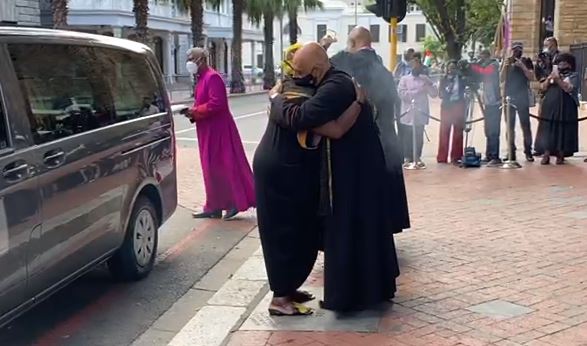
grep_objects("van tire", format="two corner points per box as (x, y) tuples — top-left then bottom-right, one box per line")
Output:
(109, 196), (159, 281)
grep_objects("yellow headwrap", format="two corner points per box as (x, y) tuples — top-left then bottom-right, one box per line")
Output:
(282, 43), (303, 77)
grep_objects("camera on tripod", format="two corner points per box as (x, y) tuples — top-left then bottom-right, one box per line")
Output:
(455, 59), (482, 91)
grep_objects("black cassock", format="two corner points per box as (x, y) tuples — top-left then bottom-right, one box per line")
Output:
(270, 68), (400, 312)
(330, 49), (410, 233)
(253, 80), (321, 298)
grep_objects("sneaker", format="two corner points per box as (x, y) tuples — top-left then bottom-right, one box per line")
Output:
(526, 154), (535, 162)
(486, 159), (502, 167)
(416, 161), (426, 168)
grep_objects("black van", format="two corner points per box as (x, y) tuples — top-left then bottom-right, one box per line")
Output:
(0, 27), (177, 326)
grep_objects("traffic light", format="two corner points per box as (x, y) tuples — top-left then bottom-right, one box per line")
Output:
(366, 0), (407, 23)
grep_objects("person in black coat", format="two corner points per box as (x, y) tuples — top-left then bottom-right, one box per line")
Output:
(329, 26), (410, 233)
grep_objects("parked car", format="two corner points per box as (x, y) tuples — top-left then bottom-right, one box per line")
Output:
(0, 27), (177, 327)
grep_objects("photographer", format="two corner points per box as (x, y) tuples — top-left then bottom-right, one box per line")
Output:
(472, 50), (502, 166)
(500, 42), (535, 162)
(534, 37), (560, 156)
(437, 61), (466, 164)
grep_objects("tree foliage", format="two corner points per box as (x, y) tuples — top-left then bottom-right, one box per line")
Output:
(423, 36), (445, 60)
(409, 0), (501, 60)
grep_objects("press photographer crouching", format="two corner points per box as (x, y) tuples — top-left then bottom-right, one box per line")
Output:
(535, 53), (579, 165)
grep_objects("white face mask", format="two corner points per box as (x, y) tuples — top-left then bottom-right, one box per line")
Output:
(186, 61), (198, 75)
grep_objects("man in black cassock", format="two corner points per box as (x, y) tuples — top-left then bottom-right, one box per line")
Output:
(269, 42), (400, 312)
(330, 26), (410, 233)
(253, 43), (365, 316)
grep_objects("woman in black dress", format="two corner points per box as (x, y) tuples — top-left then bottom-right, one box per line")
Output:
(536, 53), (579, 165)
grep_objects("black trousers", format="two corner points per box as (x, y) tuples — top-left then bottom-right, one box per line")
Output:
(505, 96), (533, 156)
(399, 124), (425, 161)
(484, 104), (502, 160)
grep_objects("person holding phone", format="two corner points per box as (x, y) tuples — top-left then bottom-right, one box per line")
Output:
(535, 53), (579, 165)
(500, 41), (535, 162)
(397, 52), (439, 168)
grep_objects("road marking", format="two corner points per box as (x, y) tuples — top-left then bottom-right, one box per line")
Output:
(167, 246), (266, 346)
(174, 110), (266, 135)
(175, 137), (260, 145)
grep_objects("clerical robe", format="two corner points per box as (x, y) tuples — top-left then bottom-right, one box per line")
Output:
(269, 68), (400, 312)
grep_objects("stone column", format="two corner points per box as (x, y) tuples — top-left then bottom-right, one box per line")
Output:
(112, 27), (123, 38)
(251, 40), (257, 84)
(226, 39), (233, 78)
(163, 33), (177, 84)
(555, 0), (587, 49)
(510, 0), (541, 54)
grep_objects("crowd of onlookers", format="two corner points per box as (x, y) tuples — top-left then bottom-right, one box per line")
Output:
(392, 37), (583, 167)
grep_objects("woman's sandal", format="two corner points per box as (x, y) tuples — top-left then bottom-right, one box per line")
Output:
(291, 290), (315, 303)
(268, 302), (313, 316)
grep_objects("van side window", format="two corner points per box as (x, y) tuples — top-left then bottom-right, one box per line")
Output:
(0, 100), (9, 150)
(97, 49), (165, 122)
(8, 44), (116, 145)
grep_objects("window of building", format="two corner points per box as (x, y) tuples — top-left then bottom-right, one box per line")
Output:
(8, 44), (164, 145)
(317, 24), (327, 42)
(370, 25), (380, 43)
(391, 24), (407, 43)
(0, 0), (17, 23)
(416, 24), (426, 42)
(407, 4), (420, 13)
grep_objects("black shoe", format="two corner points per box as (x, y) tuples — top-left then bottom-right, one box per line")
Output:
(223, 208), (239, 221)
(192, 210), (222, 219)
(526, 154), (535, 162)
(487, 159), (503, 167)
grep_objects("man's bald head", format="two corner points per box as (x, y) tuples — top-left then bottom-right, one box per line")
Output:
(348, 26), (372, 52)
(291, 42), (331, 84)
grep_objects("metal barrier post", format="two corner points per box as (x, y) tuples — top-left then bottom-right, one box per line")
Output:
(501, 96), (522, 169)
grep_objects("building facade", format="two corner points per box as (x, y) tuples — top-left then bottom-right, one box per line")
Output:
(510, 0), (587, 53)
(0, 0), (41, 26)
(38, 0), (265, 87)
(283, 2), (433, 70)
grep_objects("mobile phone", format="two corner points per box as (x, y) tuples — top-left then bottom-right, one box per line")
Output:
(553, 65), (559, 74)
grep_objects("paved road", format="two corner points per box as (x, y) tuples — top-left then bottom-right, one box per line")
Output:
(0, 94), (268, 346)
(174, 94), (268, 153)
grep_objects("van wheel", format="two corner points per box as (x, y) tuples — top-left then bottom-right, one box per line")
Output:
(109, 196), (159, 281)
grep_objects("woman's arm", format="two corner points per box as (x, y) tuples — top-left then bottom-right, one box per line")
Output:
(556, 75), (575, 94)
(312, 101), (362, 139)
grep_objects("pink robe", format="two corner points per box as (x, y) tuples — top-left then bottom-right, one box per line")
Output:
(192, 67), (256, 212)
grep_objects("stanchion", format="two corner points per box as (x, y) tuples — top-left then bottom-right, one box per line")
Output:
(404, 99), (425, 170)
(501, 96), (522, 169)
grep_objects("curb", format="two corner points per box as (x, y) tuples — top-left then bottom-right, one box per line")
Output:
(131, 228), (265, 346)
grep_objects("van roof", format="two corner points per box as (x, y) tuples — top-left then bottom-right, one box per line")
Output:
(0, 26), (150, 54)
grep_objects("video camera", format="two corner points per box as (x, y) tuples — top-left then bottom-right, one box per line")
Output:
(455, 59), (482, 91)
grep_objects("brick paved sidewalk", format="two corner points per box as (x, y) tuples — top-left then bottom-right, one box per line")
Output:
(226, 159), (587, 346)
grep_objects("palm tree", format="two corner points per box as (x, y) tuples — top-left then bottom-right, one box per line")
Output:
(230, 0), (246, 93)
(178, 0), (206, 47)
(133, 0), (150, 43)
(286, 0), (322, 45)
(51, 0), (69, 29)
(246, 0), (283, 89)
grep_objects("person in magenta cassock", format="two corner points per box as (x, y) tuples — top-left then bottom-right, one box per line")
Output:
(185, 47), (256, 220)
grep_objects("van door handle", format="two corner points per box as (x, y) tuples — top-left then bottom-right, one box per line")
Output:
(43, 150), (65, 168)
(3, 162), (29, 183)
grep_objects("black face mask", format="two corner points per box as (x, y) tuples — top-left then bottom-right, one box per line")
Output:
(293, 74), (315, 87)
(513, 51), (523, 59)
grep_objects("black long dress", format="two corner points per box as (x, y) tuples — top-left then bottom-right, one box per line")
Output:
(253, 88), (321, 298)
(536, 73), (579, 157)
(270, 68), (400, 312)
(330, 49), (410, 233)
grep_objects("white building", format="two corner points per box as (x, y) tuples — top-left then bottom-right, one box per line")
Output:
(38, 0), (265, 87)
(0, 0), (41, 26)
(275, 1), (434, 71)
